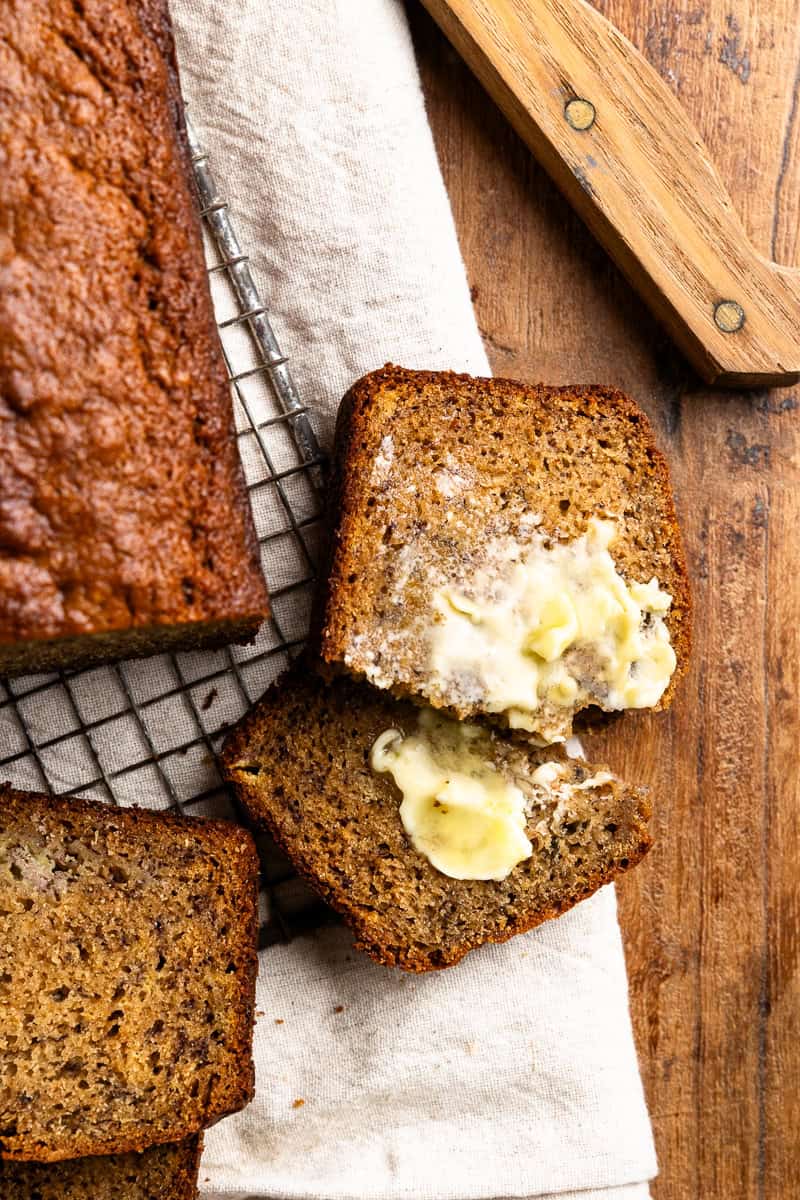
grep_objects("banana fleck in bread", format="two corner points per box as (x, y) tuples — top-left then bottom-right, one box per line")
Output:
(221, 667), (651, 972)
(316, 366), (691, 742)
(0, 1136), (202, 1200)
(0, 0), (269, 678)
(0, 787), (259, 1162)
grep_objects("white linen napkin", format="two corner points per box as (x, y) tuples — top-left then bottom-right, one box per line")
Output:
(168, 2), (658, 1198)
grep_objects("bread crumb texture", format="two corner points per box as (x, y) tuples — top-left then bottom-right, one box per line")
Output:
(316, 366), (691, 736)
(222, 666), (652, 972)
(0, 1135), (202, 1199)
(0, 788), (258, 1162)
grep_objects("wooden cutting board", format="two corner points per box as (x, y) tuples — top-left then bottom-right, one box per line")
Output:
(411, 2), (800, 1198)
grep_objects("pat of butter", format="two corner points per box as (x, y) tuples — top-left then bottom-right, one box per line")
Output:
(430, 518), (676, 740)
(370, 710), (532, 881)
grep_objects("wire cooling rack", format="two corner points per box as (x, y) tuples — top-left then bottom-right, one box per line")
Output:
(0, 115), (332, 946)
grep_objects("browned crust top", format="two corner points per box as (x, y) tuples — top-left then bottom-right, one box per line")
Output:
(0, 0), (268, 655)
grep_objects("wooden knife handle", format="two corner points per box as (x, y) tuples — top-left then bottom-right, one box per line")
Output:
(421, 0), (800, 387)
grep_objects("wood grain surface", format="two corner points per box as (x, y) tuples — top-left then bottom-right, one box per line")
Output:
(409, 2), (800, 1197)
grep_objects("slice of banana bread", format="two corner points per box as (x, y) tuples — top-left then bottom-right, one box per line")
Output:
(0, 788), (259, 1163)
(0, 1136), (202, 1200)
(0, 0), (269, 678)
(221, 666), (651, 972)
(315, 366), (691, 742)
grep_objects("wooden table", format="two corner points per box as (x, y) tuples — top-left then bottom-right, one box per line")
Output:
(410, 3), (800, 1197)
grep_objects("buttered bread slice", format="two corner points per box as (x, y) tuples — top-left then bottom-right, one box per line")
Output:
(221, 667), (651, 972)
(316, 366), (691, 743)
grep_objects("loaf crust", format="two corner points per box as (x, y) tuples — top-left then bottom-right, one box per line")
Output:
(315, 365), (691, 734)
(222, 665), (652, 972)
(0, 788), (259, 1162)
(0, 0), (269, 677)
(0, 1135), (203, 1199)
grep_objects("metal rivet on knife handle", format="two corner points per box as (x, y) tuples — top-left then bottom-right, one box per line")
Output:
(714, 300), (746, 333)
(564, 98), (596, 131)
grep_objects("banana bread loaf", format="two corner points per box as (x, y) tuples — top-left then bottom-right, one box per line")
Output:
(0, 787), (259, 1162)
(315, 366), (691, 742)
(0, 0), (269, 677)
(0, 1136), (202, 1200)
(221, 666), (652, 971)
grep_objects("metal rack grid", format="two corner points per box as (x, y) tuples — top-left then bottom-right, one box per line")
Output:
(0, 115), (332, 947)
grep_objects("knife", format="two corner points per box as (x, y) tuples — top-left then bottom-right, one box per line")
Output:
(420, 0), (800, 388)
